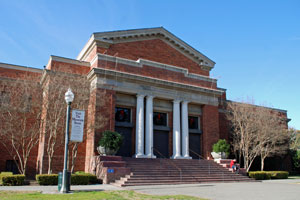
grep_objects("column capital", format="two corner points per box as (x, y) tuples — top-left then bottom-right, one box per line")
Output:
(173, 99), (181, 104)
(136, 94), (145, 98)
(182, 100), (190, 105)
(146, 95), (155, 100)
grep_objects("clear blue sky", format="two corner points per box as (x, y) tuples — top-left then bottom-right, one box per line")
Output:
(0, 0), (299, 129)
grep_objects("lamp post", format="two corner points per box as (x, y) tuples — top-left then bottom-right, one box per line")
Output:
(61, 88), (74, 193)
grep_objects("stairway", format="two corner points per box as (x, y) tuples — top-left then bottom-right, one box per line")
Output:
(111, 157), (253, 186)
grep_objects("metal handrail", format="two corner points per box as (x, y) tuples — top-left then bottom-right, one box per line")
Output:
(189, 149), (205, 160)
(152, 147), (182, 182)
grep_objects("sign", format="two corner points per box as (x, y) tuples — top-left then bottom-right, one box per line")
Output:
(70, 110), (85, 142)
(107, 169), (114, 173)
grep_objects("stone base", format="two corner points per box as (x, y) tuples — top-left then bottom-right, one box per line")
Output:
(133, 154), (149, 158)
(144, 154), (156, 158)
(171, 155), (184, 159)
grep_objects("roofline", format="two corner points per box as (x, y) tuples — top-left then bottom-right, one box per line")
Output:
(226, 100), (288, 113)
(77, 27), (215, 68)
(0, 62), (42, 73)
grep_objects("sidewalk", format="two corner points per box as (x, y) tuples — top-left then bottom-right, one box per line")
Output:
(0, 184), (125, 194)
(126, 179), (300, 200)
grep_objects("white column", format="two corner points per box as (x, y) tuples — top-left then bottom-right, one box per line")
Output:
(181, 101), (192, 159)
(134, 94), (145, 158)
(145, 95), (156, 158)
(171, 100), (182, 159)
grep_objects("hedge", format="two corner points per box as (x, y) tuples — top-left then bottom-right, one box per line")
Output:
(36, 174), (58, 185)
(249, 171), (289, 180)
(0, 175), (25, 186)
(36, 173), (99, 185)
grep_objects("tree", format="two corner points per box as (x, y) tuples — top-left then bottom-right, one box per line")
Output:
(226, 100), (289, 171)
(256, 108), (289, 171)
(40, 70), (90, 174)
(0, 78), (41, 175)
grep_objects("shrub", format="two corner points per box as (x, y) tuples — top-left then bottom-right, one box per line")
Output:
(0, 172), (13, 176)
(36, 174), (58, 185)
(268, 171), (289, 179)
(98, 130), (123, 151)
(71, 174), (90, 185)
(36, 173), (100, 185)
(212, 139), (230, 155)
(0, 175), (25, 186)
(249, 171), (289, 180)
(74, 171), (100, 184)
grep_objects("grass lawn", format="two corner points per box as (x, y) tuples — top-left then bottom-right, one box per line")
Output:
(0, 190), (208, 200)
(288, 176), (300, 179)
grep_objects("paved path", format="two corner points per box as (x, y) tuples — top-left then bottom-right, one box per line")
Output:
(0, 179), (299, 199)
(126, 179), (300, 200)
(0, 184), (125, 194)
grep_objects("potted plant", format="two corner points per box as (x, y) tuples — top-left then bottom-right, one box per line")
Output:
(211, 139), (230, 159)
(97, 130), (123, 156)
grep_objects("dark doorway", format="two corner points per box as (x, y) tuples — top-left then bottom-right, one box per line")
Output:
(153, 130), (169, 158)
(115, 126), (132, 157)
(189, 133), (201, 159)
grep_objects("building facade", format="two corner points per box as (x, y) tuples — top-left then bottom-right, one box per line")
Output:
(0, 27), (288, 176)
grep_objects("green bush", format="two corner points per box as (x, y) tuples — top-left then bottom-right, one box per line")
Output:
(0, 175), (25, 186)
(71, 174), (90, 185)
(36, 173), (99, 185)
(74, 171), (99, 184)
(98, 130), (123, 151)
(36, 174), (58, 185)
(268, 171), (289, 179)
(212, 139), (230, 155)
(0, 172), (13, 176)
(249, 171), (289, 180)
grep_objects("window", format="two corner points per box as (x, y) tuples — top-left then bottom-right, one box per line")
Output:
(21, 94), (32, 112)
(115, 107), (131, 123)
(153, 112), (167, 126)
(188, 116), (199, 130)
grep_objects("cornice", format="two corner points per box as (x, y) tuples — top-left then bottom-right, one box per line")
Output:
(92, 53), (217, 84)
(46, 55), (90, 70)
(0, 62), (42, 73)
(87, 67), (223, 96)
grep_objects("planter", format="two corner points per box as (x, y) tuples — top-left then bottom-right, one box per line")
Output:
(97, 146), (117, 156)
(211, 152), (227, 159)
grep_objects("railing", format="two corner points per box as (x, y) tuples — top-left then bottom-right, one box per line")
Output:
(189, 149), (212, 176)
(152, 147), (182, 182)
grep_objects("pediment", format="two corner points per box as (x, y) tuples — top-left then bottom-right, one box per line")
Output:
(77, 27), (215, 71)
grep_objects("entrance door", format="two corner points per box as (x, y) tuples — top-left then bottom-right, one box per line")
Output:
(115, 126), (132, 157)
(189, 133), (201, 159)
(153, 130), (169, 158)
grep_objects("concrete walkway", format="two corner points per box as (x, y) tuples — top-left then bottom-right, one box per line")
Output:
(0, 179), (299, 199)
(126, 179), (300, 200)
(0, 184), (125, 194)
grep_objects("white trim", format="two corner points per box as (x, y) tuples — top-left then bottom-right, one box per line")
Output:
(0, 62), (42, 73)
(46, 55), (90, 69)
(94, 53), (217, 83)
(88, 67), (223, 96)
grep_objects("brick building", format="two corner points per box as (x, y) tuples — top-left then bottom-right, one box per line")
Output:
(0, 27), (289, 176)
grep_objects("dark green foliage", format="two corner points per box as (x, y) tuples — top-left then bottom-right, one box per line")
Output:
(249, 171), (289, 180)
(71, 174), (89, 185)
(74, 171), (100, 184)
(212, 139), (230, 155)
(98, 130), (123, 151)
(36, 174), (58, 185)
(36, 173), (100, 185)
(0, 175), (25, 186)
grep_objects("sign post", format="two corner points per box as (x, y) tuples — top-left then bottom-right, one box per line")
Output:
(70, 110), (85, 142)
